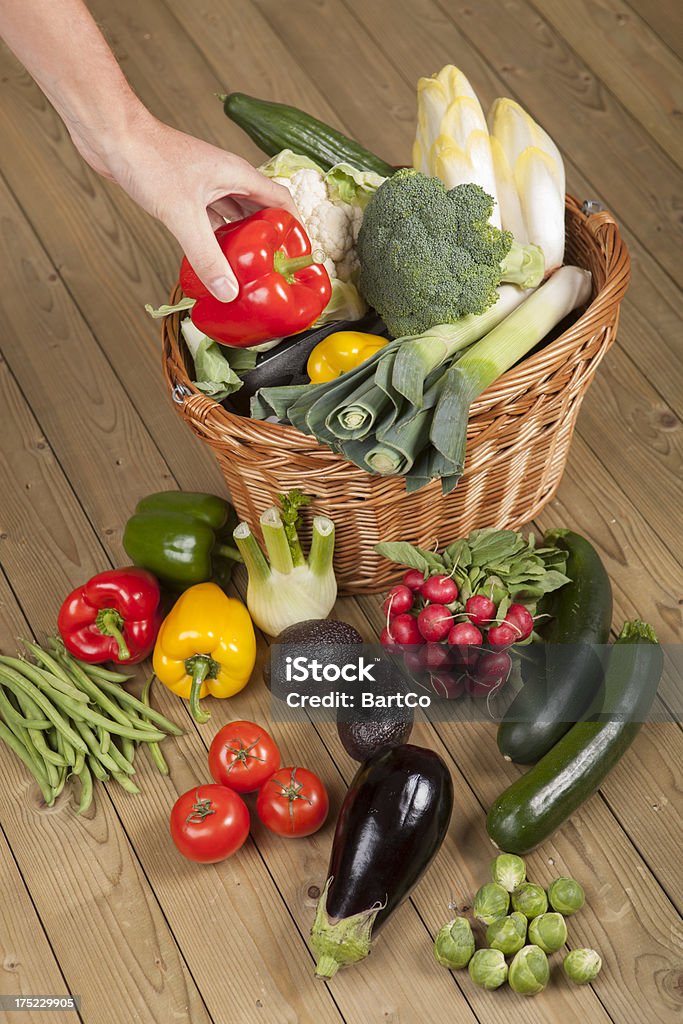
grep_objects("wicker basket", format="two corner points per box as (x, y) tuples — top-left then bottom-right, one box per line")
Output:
(162, 196), (629, 594)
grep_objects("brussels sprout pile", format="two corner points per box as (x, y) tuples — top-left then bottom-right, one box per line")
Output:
(433, 854), (602, 997)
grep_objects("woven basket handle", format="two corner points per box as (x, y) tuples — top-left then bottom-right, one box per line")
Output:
(582, 201), (630, 293)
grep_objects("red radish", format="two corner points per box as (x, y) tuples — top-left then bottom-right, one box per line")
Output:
(420, 642), (453, 671)
(505, 603), (534, 640)
(467, 674), (502, 698)
(431, 671), (466, 700)
(417, 604), (454, 642)
(380, 628), (399, 651)
(473, 651), (511, 687)
(421, 574), (458, 604)
(403, 569), (426, 591)
(447, 622), (483, 647)
(382, 584), (414, 618)
(465, 594), (496, 626)
(389, 613), (424, 645)
(403, 649), (425, 675)
(487, 623), (518, 648)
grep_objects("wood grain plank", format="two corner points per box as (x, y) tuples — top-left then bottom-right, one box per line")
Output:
(626, 0), (683, 60)
(351, 594), (683, 1024)
(0, 43), (220, 495)
(252, 0), (681, 286)
(0, 825), (82, 1024)
(224, 573), (615, 1024)
(337, 0), (683, 415)
(533, 0), (683, 166)
(0, 372), (212, 1024)
(0, 364), (345, 1024)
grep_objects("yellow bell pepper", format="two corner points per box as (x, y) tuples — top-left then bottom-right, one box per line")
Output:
(153, 582), (256, 723)
(307, 331), (389, 384)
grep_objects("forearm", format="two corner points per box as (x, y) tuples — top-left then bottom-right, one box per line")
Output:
(0, 0), (150, 175)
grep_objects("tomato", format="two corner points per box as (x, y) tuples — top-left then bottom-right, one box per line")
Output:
(208, 720), (280, 793)
(170, 784), (250, 863)
(256, 766), (329, 838)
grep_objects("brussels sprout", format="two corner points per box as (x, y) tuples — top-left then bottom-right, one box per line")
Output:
(491, 853), (526, 893)
(528, 912), (568, 954)
(563, 948), (602, 984)
(547, 876), (586, 916)
(468, 948), (508, 990)
(473, 882), (510, 925)
(508, 944), (550, 995)
(486, 912), (528, 955)
(511, 882), (548, 920)
(434, 917), (475, 969)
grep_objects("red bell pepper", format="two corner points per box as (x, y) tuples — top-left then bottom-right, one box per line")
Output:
(57, 568), (162, 666)
(178, 208), (332, 347)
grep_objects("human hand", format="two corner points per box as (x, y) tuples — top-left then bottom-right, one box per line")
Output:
(89, 114), (298, 301)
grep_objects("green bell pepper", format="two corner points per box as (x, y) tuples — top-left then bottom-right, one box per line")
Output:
(122, 492), (242, 589)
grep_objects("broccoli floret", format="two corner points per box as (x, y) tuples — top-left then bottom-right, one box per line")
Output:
(357, 168), (544, 337)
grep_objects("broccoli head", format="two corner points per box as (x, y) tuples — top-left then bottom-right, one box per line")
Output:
(357, 168), (544, 337)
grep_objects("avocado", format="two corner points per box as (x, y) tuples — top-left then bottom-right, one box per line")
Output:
(337, 712), (414, 762)
(264, 619), (364, 692)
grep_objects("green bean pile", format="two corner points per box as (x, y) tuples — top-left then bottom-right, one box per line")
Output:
(0, 638), (183, 813)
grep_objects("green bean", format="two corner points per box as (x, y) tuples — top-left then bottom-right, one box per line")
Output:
(0, 703), (51, 788)
(53, 691), (166, 742)
(52, 766), (68, 799)
(104, 739), (135, 776)
(53, 653), (163, 739)
(141, 676), (169, 776)
(88, 675), (184, 736)
(0, 667), (88, 754)
(111, 772), (141, 795)
(20, 640), (77, 687)
(72, 721), (123, 776)
(0, 657), (90, 705)
(0, 719), (54, 805)
(8, 688), (68, 784)
(87, 755), (108, 782)
(97, 726), (110, 756)
(59, 732), (76, 766)
(0, 689), (50, 731)
(120, 736), (136, 765)
(0, 687), (32, 742)
(72, 749), (85, 775)
(77, 761), (93, 814)
(48, 642), (134, 683)
(78, 662), (133, 683)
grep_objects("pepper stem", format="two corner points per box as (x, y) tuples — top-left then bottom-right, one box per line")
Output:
(184, 655), (219, 724)
(273, 250), (316, 283)
(95, 609), (130, 661)
(213, 543), (243, 563)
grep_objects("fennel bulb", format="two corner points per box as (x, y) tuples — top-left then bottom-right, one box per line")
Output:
(233, 491), (337, 637)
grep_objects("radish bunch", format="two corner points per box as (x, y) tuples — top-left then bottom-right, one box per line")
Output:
(381, 571), (535, 698)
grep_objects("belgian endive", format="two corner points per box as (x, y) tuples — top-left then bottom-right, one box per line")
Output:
(413, 65), (500, 227)
(488, 98), (566, 272)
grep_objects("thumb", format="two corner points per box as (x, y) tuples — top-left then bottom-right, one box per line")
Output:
(173, 215), (239, 302)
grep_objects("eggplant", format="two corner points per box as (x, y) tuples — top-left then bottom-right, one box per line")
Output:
(310, 743), (453, 978)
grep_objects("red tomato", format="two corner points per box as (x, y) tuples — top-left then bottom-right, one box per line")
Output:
(208, 720), (281, 793)
(170, 784), (250, 863)
(256, 766), (329, 838)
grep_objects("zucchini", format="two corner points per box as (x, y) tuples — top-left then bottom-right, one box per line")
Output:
(220, 93), (395, 177)
(487, 620), (662, 854)
(497, 529), (612, 764)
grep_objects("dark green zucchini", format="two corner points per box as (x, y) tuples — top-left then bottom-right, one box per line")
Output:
(497, 529), (612, 764)
(487, 620), (662, 854)
(220, 92), (395, 177)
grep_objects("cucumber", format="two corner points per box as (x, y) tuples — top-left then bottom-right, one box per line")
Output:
(487, 620), (662, 854)
(497, 529), (612, 764)
(221, 93), (395, 177)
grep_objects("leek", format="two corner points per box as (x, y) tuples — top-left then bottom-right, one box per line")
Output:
(233, 491), (337, 637)
(430, 266), (592, 489)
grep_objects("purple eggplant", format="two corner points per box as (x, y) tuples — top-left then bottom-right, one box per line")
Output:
(310, 743), (453, 977)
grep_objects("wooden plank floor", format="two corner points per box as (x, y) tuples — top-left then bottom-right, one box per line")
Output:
(0, 2), (681, 1022)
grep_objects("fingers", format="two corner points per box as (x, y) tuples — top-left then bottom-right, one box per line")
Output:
(209, 196), (247, 222)
(172, 213), (239, 302)
(229, 161), (299, 217)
